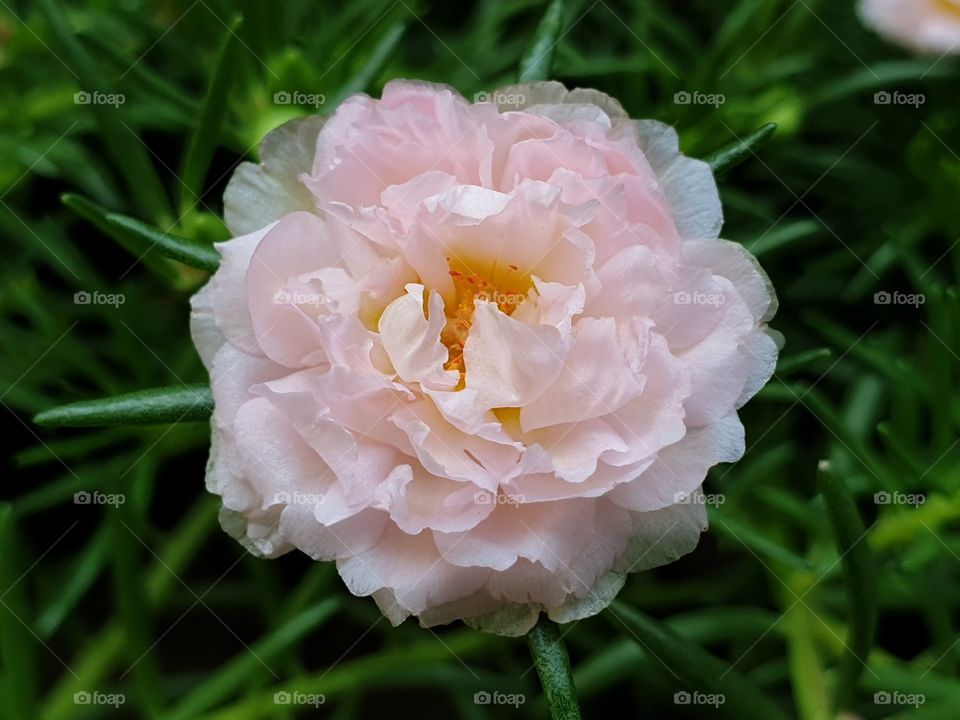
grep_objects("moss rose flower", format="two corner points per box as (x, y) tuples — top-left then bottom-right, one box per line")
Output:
(191, 80), (780, 635)
(859, 0), (960, 55)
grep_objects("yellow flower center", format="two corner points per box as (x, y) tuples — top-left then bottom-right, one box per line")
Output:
(440, 257), (531, 383)
(936, 0), (960, 15)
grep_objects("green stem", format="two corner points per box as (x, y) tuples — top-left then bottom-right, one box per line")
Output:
(526, 616), (582, 720)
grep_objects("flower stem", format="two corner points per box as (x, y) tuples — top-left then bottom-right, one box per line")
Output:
(526, 616), (582, 720)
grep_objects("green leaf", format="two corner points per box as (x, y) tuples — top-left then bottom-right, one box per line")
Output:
(744, 219), (820, 257)
(776, 348), (832, 376)
(36, 523), (111, 638)
(62, 194), (220, 273)
(330, 22), (407, 107)
(61, 193), (178, 280)
(0, 504), (39, 720)
(710, 509), (813, 571)
(817, 459), (877, 711)
(34, 385), (213, 427)
(608, 601), (790, 720)
(703, 123), (777, 176)
(179, 15), (244, 213)
(36, 0), (173, 225)
(105, 213), (220, 273)
(526, 616), (582, 720)
(166, 599), (340, 720)
(518, 0), (564, 82)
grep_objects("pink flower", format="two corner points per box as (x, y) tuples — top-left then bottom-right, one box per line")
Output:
(859, 0), (960, 55)
(191, 80), (780, 636)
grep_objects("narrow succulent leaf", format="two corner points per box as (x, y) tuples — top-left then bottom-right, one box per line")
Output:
(330, 22), (407, 106)
(61, 193), (177, 279)
(34, 385), (213, 427)
(166, 599), (340, 720)
(776, 348), (833, 376)
(106, 214), (220, 272)
(704, 123), (777, 176)
(817, 460), (877, 710)
(609, 601), (790, 720)
(518, 0), (564, 81)
(179, 15), (244, 212)
(0, 505), (40, 720)
(37, 0), (173, 224)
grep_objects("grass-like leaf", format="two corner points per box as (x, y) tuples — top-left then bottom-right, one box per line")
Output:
(178, 15), (244, 213)
(329, 22), (408, 107)
(0, 505), (39, 720)
(518, 0), (564, 82)
(34, 385), (213, 427)
(817, 460), (877, 711)
(608, 601), (790, 720)
(62, 194), (219, 273)
(776, 348), (833, 376)
(165, 599), (340, 720)
(703, 123), (777, 176)
(105, 214), (220, 273)
(36, 0), (173, 224)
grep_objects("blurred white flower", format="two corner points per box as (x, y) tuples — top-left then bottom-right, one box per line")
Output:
(859, 0), (960, 55)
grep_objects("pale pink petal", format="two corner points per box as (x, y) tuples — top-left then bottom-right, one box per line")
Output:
(521, 316), (646, 431)
(224, 116), (326, 236)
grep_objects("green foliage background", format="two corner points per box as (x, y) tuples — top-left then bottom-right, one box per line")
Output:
(1, 0), (958, 718)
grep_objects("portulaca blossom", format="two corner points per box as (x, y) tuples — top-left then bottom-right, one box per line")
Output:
(191, 80), (780, 636)
(859, 0), (960, 55)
